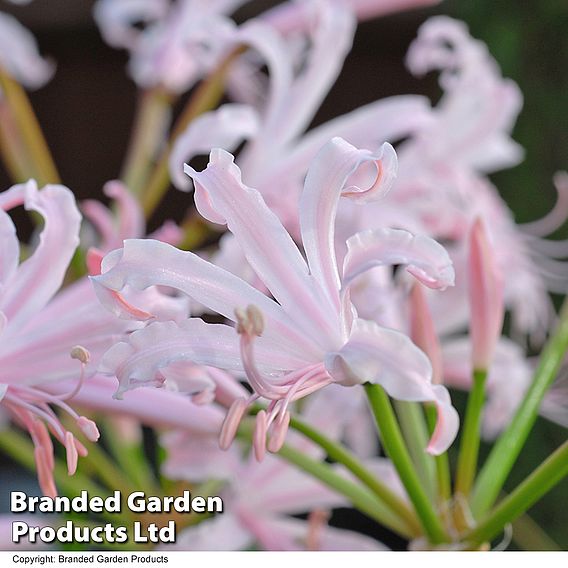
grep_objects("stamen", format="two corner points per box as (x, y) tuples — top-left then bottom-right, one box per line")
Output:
(34, 446), (57, 498)
(253, 410), (268, 462)
(235, 304), (264, 336)
(76, 416), (100, 442)
(219, 397), (248, 450)
(65, 432), (79, 475)
(53, 345), (91, 401)
(70, 345), (90, 365)
(267, 410), (290, 454)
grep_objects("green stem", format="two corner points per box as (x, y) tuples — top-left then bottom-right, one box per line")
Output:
(364, 385), (449, 544)
(425, 404), (452, 505)
(0, 67), (60, 184)
(471, 299), (568, 517)
(236, 423), (415, 538)
(121, 87), (173, 195)
(394, 401), (437, 501)
(140, 46), (244, 218)
(0, 98), (36, 181)
(511, 511), (561, 551)
(277, 443), (415, 538)
(100, 420), (160, 495)
(287, 413), (421, 536)
(463, 441), (568, 548)
(0, 430), (108, 504)
(454, 369), (487, 497)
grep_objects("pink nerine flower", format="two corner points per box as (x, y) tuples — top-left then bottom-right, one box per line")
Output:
(0, 181), (101, 497)
(93, 137), (459, 456)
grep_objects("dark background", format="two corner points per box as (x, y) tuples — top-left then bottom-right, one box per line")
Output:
(0, 0), (566, 550)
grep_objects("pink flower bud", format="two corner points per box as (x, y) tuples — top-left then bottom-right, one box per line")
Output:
(468, 219), (504, 371)
(410, 284), (443, 385)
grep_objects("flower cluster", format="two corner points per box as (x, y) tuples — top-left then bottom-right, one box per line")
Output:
(0, 0), (566, 552)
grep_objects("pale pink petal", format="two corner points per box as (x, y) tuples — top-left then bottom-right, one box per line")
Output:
(315, 523), (389, 551)
(244, 515), (386, 551)
(266, 95), (432, 184)
(185, 150), (340, 349)
(250, 456), (347, 515)
(147, 220), (183, 245)
(342, 228), (455, 294)
(158, 361), (215, 394)
(263, 0), (441, 35)
(269, 1), (355, 148)
(81, 199), (116, 249)
(521, 171), (568, 237)
(169, 104), (259, 190)
(0, 182), (81, 335)
(410, 283), (443, 384)
(300, 137), (398, 311)
(93, 239), (322, 359)
(326, 318), (459, 454)
(0, 279), (134, 384)
(46, 374), (224, 435)
(161, 430), (242, 483)
(0, 208), (19, 288)
(234, 21), (293, 173)
(93, 0), (169, 48)
(103, 180), (145, 242)
(0, 13), (54, 88)
(405, 16), (523, 172)
(100, 319), (312, 397)
(167, 513), (253, 551)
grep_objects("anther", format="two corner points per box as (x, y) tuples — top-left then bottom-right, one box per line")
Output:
(235, 305), (264, 336)
(76, 416), (100, 442)
(219, 398), (248, 450)
(253, 410), (268, 462)
(267, 410), (290, 454)
(65, 432), (78, 475)
(70, 345), (90, 365)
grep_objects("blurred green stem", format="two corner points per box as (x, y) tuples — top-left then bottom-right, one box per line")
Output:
(464, 441), (568, 548)
(471, 299), (568, 517)
(455, 369), (487, 497)
(511, 511), (561, 551)
(121, 87), (173, 195)
(287, 412), (421, 536)
(365, 384), (449, 545)
(394, 400), (437, 502)
(425, 403), (452, 505)
(237, 422), (415, 539)
(0, 67), (60, 184)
